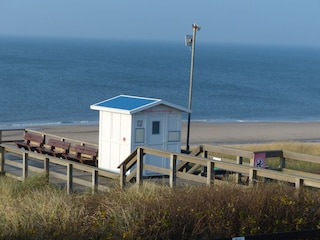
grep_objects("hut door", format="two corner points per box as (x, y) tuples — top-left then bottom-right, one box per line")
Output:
(148, 115), (163, 146)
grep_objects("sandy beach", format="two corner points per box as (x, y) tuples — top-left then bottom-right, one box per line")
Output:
(184, 122), (320, 144)
(13, 121), (320, 145)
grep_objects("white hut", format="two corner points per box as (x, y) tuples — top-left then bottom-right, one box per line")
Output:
(90, 95), (188, 174)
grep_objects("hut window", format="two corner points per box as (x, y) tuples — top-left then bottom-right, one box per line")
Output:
(152, 121), (160, 135)
(135, 128), (145, 143)
(168, 131), (180, 142)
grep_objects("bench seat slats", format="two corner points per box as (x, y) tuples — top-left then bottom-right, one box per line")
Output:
(15, 132), (44, 151)
(38, 139), (71, 157)
(62, 145), (98, 167)
(15, 132), (98, 167)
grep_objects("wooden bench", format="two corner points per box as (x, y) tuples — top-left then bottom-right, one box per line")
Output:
(15, 132), (44, 151)
(37, 139), (71, 158)
(62, 145), (98, 167)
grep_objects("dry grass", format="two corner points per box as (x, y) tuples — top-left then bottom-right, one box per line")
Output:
(230, 141), (320, 155)
(1, 173), (320, 239)
(0, 175), (96, 239)
(1, 141), (320, 239)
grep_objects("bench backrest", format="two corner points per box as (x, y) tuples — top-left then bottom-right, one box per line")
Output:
(74, 145), (98, 158)
(47, 139), (71, 151)
(24, 132), (44, 145)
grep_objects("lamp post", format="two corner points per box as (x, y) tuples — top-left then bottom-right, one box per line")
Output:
(185, 23), (200, 152)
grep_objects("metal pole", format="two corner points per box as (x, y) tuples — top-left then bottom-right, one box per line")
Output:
(186, 23), (200, 152)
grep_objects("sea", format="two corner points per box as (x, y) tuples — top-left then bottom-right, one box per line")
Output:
(1, 36), (320, 129)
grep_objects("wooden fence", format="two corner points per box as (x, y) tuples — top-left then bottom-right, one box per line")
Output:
(0, 128), (119, 193)
(0, 128), (98, 148)
(119, 144), (320, 189)
(0, 144), (120, 193)
(2, 129), (320, 192)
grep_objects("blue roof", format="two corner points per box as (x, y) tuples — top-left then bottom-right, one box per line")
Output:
(94, 95), (158, 111)
(91, 95), (189, 114)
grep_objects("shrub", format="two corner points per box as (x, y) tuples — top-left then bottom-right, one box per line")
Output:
(1, 175), (320, 239)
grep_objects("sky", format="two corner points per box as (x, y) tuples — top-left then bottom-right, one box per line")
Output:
(0, 0), (320, 47)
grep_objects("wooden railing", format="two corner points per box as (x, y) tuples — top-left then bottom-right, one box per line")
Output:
(0, 128), (25, 144)
(0, 128), (98, 151)
(2, 129), (320, 191)
(0, 128), (118, 194)
(119, 145), (320, 189)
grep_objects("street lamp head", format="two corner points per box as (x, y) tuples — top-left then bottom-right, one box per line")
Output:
(192, 23), (201, 31)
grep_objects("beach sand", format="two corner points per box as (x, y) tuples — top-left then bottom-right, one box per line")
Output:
(15, 121), (320, 145)
(185, 122), (320, 144)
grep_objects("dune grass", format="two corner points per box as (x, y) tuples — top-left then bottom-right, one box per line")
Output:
(1, 141), (320, 239)
(231, 141), (320, 155)
(1, 172), (320, 239)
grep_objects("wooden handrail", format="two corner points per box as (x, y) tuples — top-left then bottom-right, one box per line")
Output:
(0, 144), (118, 193)
(3, 129), (320, 191)
(0, 128), (25, 144)
(283, 150), (320, 163)
(118, 146), (320, 190)
(202, 144), (253, 159)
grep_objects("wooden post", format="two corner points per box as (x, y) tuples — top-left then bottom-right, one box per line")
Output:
(44, 157), (49, 181)
(295, 178), (303, 189)
(136, 148), (143, 187)
(202, 150), (208, 158)
(92, 169), (98, 193)
(249, 157), (257, 186)
(0, 146), (4, 174)
(22, 152), (28, 181)
(249, 169), (257, 186)
(120, 163), (126, 189)
(43, 134), (46, 145)
(169, 154), (177, 187)
(235, 156), (243, 184)
(279, 157), (286, 170)
(67, 163), (73, 194)
(202, 150), (208, 175)
(0, 130), (2, 144)
(206, 161), (215, 186)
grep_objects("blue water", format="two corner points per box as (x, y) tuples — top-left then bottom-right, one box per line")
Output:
(1, 36), (320, 128)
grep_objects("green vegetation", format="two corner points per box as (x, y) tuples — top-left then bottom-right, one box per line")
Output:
(1, 173), (320, 239)
(1, 142), (320, 239)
